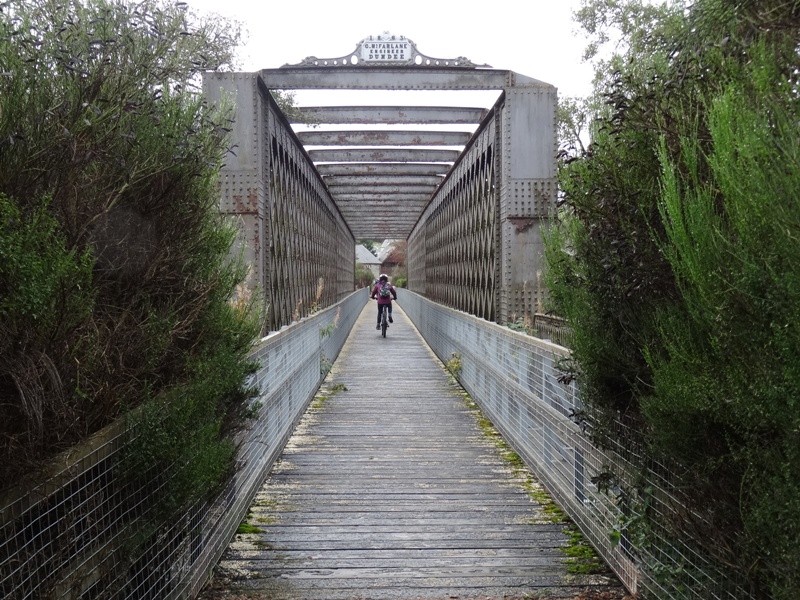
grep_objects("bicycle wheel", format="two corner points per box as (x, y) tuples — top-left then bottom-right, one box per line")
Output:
(381, 312), (387, 337)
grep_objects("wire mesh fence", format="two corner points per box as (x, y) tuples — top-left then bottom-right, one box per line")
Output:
(0, 289), (368, 600)
(399, 291), (754, 600)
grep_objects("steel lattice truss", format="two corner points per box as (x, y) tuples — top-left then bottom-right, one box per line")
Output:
(266, 100), (355, 331)
(204, 34), (557, 328)
(207, 76), (354, 333)
(409, 117), (498, 321)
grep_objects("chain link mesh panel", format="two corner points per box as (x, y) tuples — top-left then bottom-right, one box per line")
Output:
(400, 291), (755, 600)
(0, 291), (368, 600)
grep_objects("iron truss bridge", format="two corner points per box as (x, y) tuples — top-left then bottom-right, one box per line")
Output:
(203, 33), (557, 330)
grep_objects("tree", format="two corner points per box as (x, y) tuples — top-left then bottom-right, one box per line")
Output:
(556, 1), (686, 155)
(557, 95), (592, 155)
(358, 239), (379, 256)
(386, 240), (408, 287)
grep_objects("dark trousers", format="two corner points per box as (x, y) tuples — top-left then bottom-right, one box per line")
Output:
(377, 303), (392, 324)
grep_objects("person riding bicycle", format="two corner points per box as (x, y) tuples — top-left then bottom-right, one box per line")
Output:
(370, 274), (397, 330)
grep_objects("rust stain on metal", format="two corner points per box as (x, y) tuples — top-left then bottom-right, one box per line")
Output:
(247, 190), (258, 211)
(509, 217), (536, 233)
(232, 189), (259, 213)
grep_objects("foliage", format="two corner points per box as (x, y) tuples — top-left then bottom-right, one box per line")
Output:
(555, 0), (686, 149)
(556, 95), (592, 156)
(574, 0), (687, 91)
(387, 239), (407, 265)
(354, 261), (374, 288)
(0, 195), (95, 445)
(386, 239), (408, 287)
(235, 520), (262, 534)
(357, 239), (379, 256)
(548, 0), (800, 596)
(445, 352), (462, 382)
(271, 90), (309, 124)
(506, 314), (534, 336)
(0, 0), (259, 521)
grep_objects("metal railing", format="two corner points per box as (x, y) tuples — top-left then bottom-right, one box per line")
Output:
(399, 291), (753, 600)
(0, 289), (368, 600)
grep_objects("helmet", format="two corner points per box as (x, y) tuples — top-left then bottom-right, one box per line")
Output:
(379, 273), (388, 281)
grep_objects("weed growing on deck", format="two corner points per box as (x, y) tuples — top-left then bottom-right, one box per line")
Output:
(445, 352), (463, 383)
(459, 388), (606, 575)
(311, 381), (348, 409)
(235, 521), (262, 534)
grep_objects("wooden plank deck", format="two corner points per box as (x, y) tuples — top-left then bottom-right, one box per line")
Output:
(200, 303), (627, 600)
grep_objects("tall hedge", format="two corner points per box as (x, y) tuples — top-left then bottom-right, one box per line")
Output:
(0, 0), (259, 511)
(548, 1), (800, 597)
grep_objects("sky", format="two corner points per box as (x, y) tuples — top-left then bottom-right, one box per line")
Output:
(186, 0), (596, 102)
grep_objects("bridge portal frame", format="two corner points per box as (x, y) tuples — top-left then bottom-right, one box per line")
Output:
(204, 43), (557, 328)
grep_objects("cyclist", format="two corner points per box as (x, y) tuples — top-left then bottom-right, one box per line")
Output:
(370, 273), (397, 330)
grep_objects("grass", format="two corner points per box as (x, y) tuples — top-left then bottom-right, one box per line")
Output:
(235, 521), (262, 535)
(311, 381), (348, 409)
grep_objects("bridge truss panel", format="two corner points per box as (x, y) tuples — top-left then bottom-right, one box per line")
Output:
(264, 91), (355, 332)
(408, 115), (498, 321)
(203, 73), (354, 334)
(408, 84), (557, 324)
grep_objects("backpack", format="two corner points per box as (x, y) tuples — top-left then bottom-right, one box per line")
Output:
(379, 282), (392, 298)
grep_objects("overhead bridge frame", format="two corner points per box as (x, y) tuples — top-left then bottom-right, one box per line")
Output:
(203, 34), (557, 328)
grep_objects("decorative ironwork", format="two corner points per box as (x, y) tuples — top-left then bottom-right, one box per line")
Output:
(283, 33), (490, 69)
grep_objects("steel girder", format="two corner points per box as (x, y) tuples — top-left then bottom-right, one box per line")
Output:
(297, 130), (472, 146)
(292, 106), (489, 124)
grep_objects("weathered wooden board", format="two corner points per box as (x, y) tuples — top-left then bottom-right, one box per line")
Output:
(200, 304), (625, 599)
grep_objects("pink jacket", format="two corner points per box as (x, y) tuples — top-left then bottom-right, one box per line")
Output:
(371, 283), (397, 305)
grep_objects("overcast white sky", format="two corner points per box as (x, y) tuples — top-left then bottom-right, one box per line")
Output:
(187, 0), (595, 102)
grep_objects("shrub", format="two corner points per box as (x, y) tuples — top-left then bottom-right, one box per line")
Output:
(354, 261), (374, 288)
(548, 1), (800, 596)
(0, 0), (258, 514)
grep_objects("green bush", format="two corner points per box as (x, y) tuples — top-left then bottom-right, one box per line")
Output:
(0, 0), (258, 514)
(354, 261), (374, 288)
(548, 1), (800, 596)
(0, 195), (94, 446)
(648, 50), (800, 596)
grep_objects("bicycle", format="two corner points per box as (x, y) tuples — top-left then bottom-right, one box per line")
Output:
(379, 303), (389, 338)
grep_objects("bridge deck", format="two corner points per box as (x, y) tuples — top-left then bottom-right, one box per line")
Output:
(201, 303), (625, 600)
